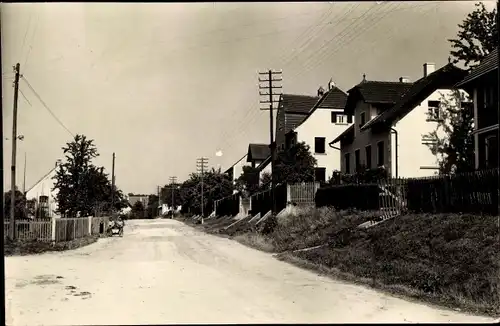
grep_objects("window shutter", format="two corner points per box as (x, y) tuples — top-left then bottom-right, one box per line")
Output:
(331, 112), (337, 123)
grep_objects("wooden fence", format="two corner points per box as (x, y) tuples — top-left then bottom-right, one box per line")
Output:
(3, 216), (110, 242)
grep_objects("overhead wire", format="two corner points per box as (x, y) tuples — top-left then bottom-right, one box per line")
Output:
(21, 75), (74, 137)
(23, 11), (40, 74)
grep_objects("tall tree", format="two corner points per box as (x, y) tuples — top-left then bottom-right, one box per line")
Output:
(160, 184), (182, 207)
(146, 194), (159, 218)
(448, 2), (498, 69)
(424, 91), (475, 174)
(274, 141), (317, 184)
(130, 201), (145, 219)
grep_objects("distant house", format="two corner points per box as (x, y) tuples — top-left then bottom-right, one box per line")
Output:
(282, 80), (352, 183)
(128, 195), (149, 208)
(246, 143), (270, 168)
(25, 163), (61, 218)
(275, 94), (321, 151)
(456, 47), (499, 170)
(330, 62), (468, 178)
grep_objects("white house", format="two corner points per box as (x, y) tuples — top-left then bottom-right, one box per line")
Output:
(331, 62), (469, 178)
(224, 153), (249, 192)
(25, 163), (61, 218)
(281, 81), (352, 182)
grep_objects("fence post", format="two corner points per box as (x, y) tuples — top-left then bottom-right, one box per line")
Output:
(51, 217), (56, 242)
(88, 216), (92, 235)
(286, 183), (291, 205)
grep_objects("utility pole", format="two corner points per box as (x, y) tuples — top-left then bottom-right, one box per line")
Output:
(258, 69), (282, 215)
(196, 157), (208, 224)
(10, 63), (21, 241)
(169, 176), (177, 219)
(23, 152), (27, 194)
(111, 152), (116, 218)
(157, 185), (161, 217)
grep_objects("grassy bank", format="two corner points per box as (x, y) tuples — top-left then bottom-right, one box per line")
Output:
(180, 210), (500, 317)
(4, 235), (100, 256)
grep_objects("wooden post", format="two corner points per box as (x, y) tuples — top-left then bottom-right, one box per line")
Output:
(51, 217), (56, 243)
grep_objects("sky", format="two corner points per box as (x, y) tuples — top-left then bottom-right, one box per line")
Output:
(1, 1), (496, 195)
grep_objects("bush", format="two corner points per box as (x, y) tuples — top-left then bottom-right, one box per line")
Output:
(315, 184), (380, 210)
(4, 235), (99, 256)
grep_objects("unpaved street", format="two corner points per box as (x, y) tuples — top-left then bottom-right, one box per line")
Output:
(5, 219), (494, 325)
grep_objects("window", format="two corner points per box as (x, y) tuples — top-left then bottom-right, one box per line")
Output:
(314, 137), (326, 154)
(354, 149), (360, 170)
(314, 167), (326, 183)
(377, 141), (384, 167)
(332, 112), (346, 124)
(344, 153), (351, 174)
(347, 115), (353, 124)
(365, 145), (372, 169)
(421, 134), (438, 146)
(427, 100), (441, 121)
(359, 112), (366, 127)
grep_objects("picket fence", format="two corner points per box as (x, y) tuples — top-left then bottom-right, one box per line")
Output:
(3, 216), (110, 242)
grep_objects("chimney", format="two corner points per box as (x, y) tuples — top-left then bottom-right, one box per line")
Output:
(399, 76), (410, 83)
(328, 79), (336, 90)
(423, 62), (435, 77)
(317, 86), (325, 97)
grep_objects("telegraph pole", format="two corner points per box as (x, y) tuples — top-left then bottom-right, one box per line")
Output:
(157, 185), (161, 217)
(10, 63), (21, 240)
(111, 152), (116, 218)
(258, 69), (282, 215)
(196, 157), (208, 224)
(23, 152), (27, 195)
(169, 176), (177, 219)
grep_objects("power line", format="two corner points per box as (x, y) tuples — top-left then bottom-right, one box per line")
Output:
(21, 75), (74, 137)
(19, 88), (32, 107)
(23, 12), (40, 74)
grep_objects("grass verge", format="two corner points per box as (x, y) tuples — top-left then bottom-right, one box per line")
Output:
(4, 235), (100, 256)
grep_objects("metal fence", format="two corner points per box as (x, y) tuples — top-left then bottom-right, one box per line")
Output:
(3, 216), (110, 242)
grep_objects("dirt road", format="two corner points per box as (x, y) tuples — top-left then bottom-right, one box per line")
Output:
(5, 219), (495, 325)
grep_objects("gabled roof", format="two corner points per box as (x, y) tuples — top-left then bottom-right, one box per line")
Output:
(315, 86), (348, 110)
(330, 124), (354, 144)
(285, 86), (348, 135)
(362, 63), (468, 131)
(224, 154), (247, 174)
(281, 94), (320, 114)
(257, 155), (271, 171)
(456, 47), (499, 88)
(344, 81), (413, 115)
(26, 165), (59, 194)
(247, 144), (270, 162)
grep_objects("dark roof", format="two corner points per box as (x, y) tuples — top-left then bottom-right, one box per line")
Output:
(257, 155), (271, 171)
(281, 94), (320, 114)
(316, 86), (348, 110)
(456, 47), (499, 88)
(285, 86), (348, 136)
(362, 63), (468, 131)
(330, 124), (354, 144)
(224, 154), (247, 174)
(344, 81), (413, 115)
(247, 144), (270, 162)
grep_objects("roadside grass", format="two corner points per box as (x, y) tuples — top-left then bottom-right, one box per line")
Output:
(4, 235), (100, 256)
(179, 210), (499, 317)
(284, 213), (500, 317)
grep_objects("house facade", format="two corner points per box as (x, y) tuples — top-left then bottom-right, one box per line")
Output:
(224, 153), (249, 193)
(331, 62), (468, 178)
(25, 164), (61, 218)
(456, 48), (499, 170)
(283, 81), (352, 182)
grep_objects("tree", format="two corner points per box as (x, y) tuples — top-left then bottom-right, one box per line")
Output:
(131, 201), (145, 219)
(449, 2), (498, 69)
(179, 168), (234, 215)
(3, 189), (27, 219)
(235, 166), (261, 197)
(274, 142), (317, 184)
(146, 194), (159, 218)
(53, 134), (127, 217)
(259, 172), (272, 191)
(424, 90), (475, 174)
(160, 184), (182, 207)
